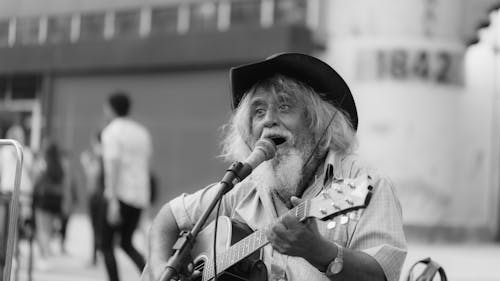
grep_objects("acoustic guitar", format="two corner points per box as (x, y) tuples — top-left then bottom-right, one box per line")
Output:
(144, 174), (373, 281)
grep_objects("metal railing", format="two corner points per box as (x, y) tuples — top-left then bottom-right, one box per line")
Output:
(0, 140), (24, 281)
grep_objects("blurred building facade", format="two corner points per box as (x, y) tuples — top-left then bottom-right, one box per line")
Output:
(0, 0), (499, 242)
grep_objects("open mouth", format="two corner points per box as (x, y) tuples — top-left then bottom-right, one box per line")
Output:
(269, 136), (286, 146)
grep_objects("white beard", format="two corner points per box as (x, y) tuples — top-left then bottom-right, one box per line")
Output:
(248, 147), (306, 200)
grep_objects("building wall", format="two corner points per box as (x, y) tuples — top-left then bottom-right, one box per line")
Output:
(0, 0), (182, 18)
(463, 42), (500, 233)
(50, 70), (231, 209)
(322, 0), (499, 236)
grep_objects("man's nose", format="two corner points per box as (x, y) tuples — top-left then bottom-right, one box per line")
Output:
(263, 107), (279, 127)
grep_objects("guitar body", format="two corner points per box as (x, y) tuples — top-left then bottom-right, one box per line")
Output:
(192, 216), (268, 281)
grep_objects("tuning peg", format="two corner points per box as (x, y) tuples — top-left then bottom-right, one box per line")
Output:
(348, 182), (355, 189)
(322, 190), (330, 198)
(345, 198), (354, 206)
(331, 203), (341, 210)
(327, 220), (337, 229)
(340, 215), (349, 225)
(335, 188), (344, 194)
(349, 212), (358, 220)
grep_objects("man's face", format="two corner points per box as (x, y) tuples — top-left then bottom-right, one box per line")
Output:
(247, 87), (315, 198)
(249, 88), (311, 159)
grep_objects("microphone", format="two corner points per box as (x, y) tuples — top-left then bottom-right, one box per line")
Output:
(236, 138), (277, 181)
(218, 138), (276, 194)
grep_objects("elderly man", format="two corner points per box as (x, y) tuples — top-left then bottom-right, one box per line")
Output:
(144, 53), (406, 281)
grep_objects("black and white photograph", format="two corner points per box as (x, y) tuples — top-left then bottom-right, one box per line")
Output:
(0, 1), (500, 281)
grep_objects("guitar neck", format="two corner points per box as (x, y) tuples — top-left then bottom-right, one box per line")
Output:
(202, 201), (309, 281)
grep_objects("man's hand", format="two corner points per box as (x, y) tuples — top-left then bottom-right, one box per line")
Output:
(107, 199), (121, 225)
(265, 196), (337, 271)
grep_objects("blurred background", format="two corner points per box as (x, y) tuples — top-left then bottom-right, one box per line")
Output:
(1, 0), (500, 280)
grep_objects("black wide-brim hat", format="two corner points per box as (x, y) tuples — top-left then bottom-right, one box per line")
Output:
(230, 52), (358, 130)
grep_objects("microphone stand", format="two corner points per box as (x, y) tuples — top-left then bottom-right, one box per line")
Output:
(158, 161), (244, 281)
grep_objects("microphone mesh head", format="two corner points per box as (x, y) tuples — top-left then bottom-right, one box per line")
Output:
(254, 138), (277, 161)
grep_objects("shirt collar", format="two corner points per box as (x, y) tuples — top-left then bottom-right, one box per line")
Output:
(302, 149), (339, 200)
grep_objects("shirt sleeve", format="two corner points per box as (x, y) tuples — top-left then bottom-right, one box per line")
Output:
(169, 183), (237, 231)
(102, 126), (121, 162)
(348, 175), (407, 281)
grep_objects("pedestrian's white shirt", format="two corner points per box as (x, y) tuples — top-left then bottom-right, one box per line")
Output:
(102, 117), (152, 208)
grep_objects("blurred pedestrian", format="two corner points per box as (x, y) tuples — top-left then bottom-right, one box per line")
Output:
(58, 152), (78, 254)
(32, 141), (67, 268)
(80, 132), (105, 266)
(101, 91), (152, 281)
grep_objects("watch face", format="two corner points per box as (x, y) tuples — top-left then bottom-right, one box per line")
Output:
(329, 261), (343, 274)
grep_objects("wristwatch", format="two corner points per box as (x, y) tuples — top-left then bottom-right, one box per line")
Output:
(325, 242), (344, 277)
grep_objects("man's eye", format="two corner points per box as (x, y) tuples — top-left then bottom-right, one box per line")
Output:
(279, 104), (291, 111)
(254, 108), (266, 117)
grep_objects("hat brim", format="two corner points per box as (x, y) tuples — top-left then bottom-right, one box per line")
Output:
(230, 53), (358, 130)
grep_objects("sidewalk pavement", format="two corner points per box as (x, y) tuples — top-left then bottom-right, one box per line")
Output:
(10, 214), (500, 281)
(14, 214), (146, 281)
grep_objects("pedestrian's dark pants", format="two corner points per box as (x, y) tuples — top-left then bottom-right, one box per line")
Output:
(89, 191), (105, 265)
(101, 200), (145, 281)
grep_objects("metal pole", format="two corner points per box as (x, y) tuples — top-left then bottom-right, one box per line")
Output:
(0, 140), (24, 281)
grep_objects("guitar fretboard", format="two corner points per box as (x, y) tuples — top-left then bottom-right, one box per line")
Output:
(202, 200), (308, 281)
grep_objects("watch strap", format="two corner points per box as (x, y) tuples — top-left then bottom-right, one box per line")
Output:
(325, 242), (344, 276)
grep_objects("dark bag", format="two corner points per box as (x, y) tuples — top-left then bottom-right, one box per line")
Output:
(407, 257), (448, 281)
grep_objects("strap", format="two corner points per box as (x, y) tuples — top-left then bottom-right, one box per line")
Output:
(407, 257), (448, 281)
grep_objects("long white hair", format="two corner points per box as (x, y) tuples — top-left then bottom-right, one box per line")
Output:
(220, 75), (357, 162)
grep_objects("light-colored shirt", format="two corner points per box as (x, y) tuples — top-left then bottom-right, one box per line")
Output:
(169, 151), (407, 281)
(102, 117), (152, 208)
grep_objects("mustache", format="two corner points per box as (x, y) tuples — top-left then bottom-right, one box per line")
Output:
(260, 128), (294, 145)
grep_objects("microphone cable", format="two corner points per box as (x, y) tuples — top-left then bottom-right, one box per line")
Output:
(212, 197), (223, 280)
(300, 91), (348, 184)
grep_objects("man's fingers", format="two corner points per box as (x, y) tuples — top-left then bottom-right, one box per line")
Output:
(281, 214), (303, 229)
(186, 262), (194, 274)
(265, 223), (288, 246)
(192, 270), (202, 279)
(290, 196), (303, 207)
(272, 222), (288, 238)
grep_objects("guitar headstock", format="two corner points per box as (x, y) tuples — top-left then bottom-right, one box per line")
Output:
(307, 174), (373, 221)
